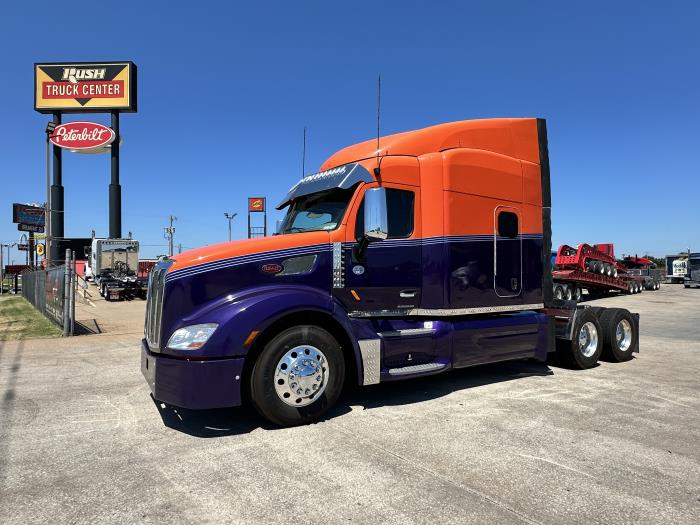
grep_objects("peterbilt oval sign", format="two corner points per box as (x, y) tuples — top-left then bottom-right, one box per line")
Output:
(49, 121), (115, 150)
(261, 263), (283, 274)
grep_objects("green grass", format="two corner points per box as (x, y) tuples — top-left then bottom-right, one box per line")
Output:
(0, 296), (62, 341)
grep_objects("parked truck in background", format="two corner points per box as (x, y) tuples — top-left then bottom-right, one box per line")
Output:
(86, 238), (148, 301)
(141, 118), (640, 427)
(684, 269), (700, 289)
(666, 252), (700, 283)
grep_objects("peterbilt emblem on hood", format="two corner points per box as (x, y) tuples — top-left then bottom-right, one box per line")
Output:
(261, 263), (283, 274)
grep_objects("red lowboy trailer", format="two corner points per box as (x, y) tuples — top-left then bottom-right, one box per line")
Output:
(552, 243), (659, 300)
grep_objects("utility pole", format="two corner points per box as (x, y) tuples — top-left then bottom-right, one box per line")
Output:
(0, 243), (4, 295)
(164, 215), (177, 257)
(224, 212), (237, 241)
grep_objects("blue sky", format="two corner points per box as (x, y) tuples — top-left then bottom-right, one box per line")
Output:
(1, 1), (698, 262)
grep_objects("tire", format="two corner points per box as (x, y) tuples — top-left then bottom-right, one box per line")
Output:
(554, 285), (564, 301)
(565, 286), (573, 301)
(605, 264), (613, 277)
(599, 308), (637, 362)
(249, 325), (345, 427)
(598, 262), (606, 275)
(573, 286), (582, 302)
(627, 282), (634, 294)
(587, 260), (596, 273)
(557, 309), (603, 369)
(585, 306), (605, 318)
(612, 267), (618, 278)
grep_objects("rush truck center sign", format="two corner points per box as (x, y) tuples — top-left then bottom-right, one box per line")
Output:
(34, 62), (137, 113)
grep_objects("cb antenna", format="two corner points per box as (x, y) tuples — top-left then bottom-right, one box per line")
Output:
(302, 126), (307, 178)
(375, 75), (382, 180)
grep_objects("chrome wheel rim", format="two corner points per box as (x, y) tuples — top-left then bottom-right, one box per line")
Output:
(578, 322), (599, 358)
(616, 319), (632, 352)
(274, 345), (328, 407)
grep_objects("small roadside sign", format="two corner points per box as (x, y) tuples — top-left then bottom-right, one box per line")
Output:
(18, 223), (45, 233)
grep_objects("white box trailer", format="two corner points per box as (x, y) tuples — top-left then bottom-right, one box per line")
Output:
(86, 239), (147, 301)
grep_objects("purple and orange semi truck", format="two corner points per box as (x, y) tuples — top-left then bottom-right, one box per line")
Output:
(141, 118), (639, 426)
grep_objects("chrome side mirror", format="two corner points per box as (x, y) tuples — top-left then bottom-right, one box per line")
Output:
(363, 187), (388, 242)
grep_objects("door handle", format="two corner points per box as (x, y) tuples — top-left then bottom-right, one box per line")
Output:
(400, 289), (418, 298)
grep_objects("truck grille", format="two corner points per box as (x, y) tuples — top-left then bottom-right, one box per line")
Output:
(145, 261), (171, 351)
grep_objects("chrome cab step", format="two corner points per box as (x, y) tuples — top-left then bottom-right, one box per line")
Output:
(388, 362), (446, 376)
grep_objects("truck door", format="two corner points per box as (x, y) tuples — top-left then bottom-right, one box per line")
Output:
(494, 206), (522, 297)
(341, 185), (422, 312)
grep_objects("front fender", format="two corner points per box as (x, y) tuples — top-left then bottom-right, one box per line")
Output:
(164, 284), (335, 358)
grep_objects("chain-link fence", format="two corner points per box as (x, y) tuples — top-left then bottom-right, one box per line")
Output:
(21, 250), (76, 335)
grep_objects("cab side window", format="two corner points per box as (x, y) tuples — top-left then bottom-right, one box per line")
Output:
(497, 211), (518, 238)
(355, 188), (415, 241)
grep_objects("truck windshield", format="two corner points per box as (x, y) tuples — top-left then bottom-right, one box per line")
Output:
(279, 186), (357, 234)
(102, 243), (138, 252)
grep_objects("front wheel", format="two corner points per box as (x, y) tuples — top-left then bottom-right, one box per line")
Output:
(249, 325), (345, 426)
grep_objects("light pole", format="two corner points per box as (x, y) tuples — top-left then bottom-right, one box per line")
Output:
(0, 243), (15, 295)
(224, 212), (237, 241)
(45, 122), (56, 267)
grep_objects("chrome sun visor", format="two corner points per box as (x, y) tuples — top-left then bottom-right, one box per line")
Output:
(276, 163), (373, 210)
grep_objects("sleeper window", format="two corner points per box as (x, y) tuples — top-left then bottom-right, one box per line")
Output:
(498, 211), (518, 238)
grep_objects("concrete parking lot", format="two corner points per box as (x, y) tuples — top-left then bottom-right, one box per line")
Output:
(1, 286), (698, 524)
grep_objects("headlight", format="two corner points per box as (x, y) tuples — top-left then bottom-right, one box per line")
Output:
(167, 323), (218, 350)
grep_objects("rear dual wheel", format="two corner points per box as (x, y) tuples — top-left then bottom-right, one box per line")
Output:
(558, 308), (637, 368)
(557, 309), (603, 369)
(599, 309), (638, 362)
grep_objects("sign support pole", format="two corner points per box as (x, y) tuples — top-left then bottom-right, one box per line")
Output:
(50, 112), (63, 265)
(109, 111), (122, 239)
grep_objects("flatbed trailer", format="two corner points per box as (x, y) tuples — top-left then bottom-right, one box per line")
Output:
(552, 243), (659, 300)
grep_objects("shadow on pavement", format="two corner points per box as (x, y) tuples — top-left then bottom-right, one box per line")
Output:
(155, 358), (553, 438)
(0, 340), (24, 490)
(152, 395), (269, 437)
